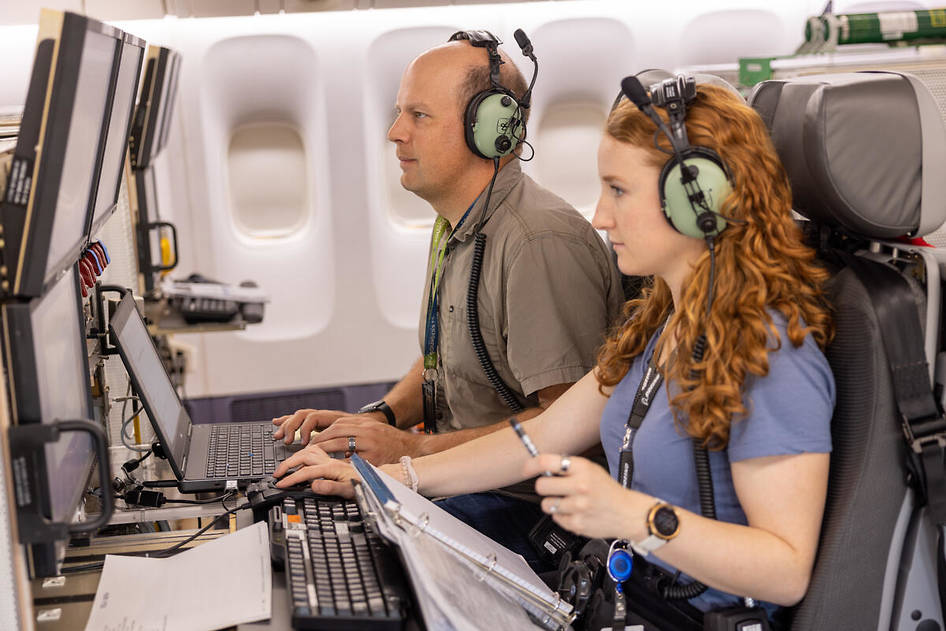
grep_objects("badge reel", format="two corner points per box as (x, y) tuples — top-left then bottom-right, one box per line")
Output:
(607, 539), (634, 591)
(605, 539), (634, 630)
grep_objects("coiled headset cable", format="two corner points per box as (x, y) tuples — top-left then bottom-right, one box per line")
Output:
(663, 238), (718, 601)
(466, 158), (525, 414)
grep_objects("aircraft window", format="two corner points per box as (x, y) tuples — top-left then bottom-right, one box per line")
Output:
(531, 101), (607, 220)
(227, 121), (308, 238)
(679, 9), (786, 65)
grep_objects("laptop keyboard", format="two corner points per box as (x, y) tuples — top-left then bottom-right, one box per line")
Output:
(269, 496), (408, 629)
(206, 423), (290, 478)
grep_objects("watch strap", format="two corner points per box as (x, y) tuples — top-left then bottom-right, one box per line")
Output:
(358, 400), (397, 427)
(630, 534), (666, 557)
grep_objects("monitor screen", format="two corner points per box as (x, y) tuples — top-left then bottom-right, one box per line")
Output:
(5, 266), (94, 524)
(88, 36), (145, 236)
(43, 28), (116, 281)
(34, 267), (93, 522)
(1, 11), (127, 298)
(156, 52), (181, 157)
(110, 294), (189, 469)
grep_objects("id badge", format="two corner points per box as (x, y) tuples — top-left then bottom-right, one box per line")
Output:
(422, 379), (438, 434)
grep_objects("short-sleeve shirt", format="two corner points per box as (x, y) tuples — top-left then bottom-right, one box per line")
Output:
(598, 312), (835, 612)
(419, 160), (624, 433)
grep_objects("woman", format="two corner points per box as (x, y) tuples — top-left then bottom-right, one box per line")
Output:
(275, 81), (835, 623)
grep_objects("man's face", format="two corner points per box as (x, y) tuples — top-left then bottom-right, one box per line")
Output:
(387, 49), (477, 204)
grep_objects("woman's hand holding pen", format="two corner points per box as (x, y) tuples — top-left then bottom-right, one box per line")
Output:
(522, 454), (651, 541)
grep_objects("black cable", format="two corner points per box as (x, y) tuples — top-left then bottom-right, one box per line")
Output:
(705, 238), (717, 321)
(150, 500), (246, 559)
(512, 138), (536, 162)
(663, 239), (718, 601)
(140, 479), (179, 488)
(466, 160), (524, 414)
(60, 499), (249, 574)
(163, 493), (234, 505)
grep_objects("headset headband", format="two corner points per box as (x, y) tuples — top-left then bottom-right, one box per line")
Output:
(448, 30), (503, 89)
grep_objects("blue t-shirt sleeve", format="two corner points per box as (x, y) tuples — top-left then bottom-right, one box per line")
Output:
(728, 322), (835, 462)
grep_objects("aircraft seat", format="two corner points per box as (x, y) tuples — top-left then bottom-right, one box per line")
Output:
(749, 71), (946, 631)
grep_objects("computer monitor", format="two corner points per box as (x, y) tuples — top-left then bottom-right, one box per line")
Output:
(130, 46), (182, 170)
(2, 265), (106, 576)
(86, 33), (146, 238)
(128, 45), (182, 294)
(0, 10), (129, 298)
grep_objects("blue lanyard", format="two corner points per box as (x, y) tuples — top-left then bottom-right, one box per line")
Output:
(422, 200), (477, 371)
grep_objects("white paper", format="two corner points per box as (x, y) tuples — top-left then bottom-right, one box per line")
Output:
(409, 533), (544, 631)
(85, 521), (272, 631)
(373, 467), (563, 609)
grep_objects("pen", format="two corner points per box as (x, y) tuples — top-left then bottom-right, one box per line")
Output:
(509, 417), (553, 477)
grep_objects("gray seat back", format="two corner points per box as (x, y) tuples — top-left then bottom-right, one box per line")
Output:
(749, 71), (946, 631)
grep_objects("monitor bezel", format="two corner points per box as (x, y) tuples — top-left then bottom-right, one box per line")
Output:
(108, 292), (191, 480)
(1, 265), (95, 525)
(2, 11), (126, 298)
(85, 31), (147, 239)
(130, 46), (182, 170)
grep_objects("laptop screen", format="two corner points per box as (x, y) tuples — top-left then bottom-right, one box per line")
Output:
(109, 293), (190, 472)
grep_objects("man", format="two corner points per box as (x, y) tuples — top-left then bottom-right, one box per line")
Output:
(274, 34), (622, 567)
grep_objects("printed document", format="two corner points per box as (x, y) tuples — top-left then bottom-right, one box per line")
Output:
(84, 521), (271, 631)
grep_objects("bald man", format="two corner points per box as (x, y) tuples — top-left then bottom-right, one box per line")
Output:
(274, 34), (622, 570)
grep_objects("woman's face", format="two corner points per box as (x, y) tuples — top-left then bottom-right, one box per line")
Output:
(592, 135), (705, 285)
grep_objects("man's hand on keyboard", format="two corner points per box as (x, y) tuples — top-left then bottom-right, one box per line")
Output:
(273, 445), (360, 499)
(308, 416), (423, 466)
(272, 408), (354, 445)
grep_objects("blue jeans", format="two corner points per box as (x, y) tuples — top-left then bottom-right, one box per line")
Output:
(435, 492), (554, 574)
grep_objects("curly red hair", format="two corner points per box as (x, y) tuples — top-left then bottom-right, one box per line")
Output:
(595, 84), (833, 449)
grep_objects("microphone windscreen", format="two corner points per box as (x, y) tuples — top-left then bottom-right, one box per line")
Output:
(513, 29), (532, 52)
(620, 76), (651, 107)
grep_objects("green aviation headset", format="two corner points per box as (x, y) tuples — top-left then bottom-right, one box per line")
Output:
(618, 73), (733, 241)
(448, 30), (537, 160)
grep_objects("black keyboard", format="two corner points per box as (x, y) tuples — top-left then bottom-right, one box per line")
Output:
(206, 423), (289, 478)
(268, 496), (409, 630)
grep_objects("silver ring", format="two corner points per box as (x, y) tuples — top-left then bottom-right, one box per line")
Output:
(348, 436), (356, 452)
(559, 456), (571, 474)
(549, 498), (561, 514)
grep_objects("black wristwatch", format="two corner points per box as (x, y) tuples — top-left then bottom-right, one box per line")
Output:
(358, 399), (397, 427)
(631, 500), (680, 556)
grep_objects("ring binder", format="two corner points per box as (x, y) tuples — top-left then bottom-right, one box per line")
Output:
(350, 454), (576, 630)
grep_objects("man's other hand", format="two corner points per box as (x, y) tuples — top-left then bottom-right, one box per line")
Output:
(309, 416), (423, 465)
(272, 408), (349, 445)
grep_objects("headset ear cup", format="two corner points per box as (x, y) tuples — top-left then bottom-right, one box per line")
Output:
(465, 89), (522, 159)
(659, 148), (731, 239)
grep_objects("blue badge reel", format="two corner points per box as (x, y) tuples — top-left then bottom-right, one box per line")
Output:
(607, 539), (634, 592)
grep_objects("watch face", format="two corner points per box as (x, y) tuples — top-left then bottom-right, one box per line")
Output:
(653, 505), (679, 539)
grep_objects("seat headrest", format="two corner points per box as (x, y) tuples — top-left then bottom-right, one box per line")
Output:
(748, 71), (946, 238)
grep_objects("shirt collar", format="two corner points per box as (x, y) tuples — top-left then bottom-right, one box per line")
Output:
(450, 159), (524, 244)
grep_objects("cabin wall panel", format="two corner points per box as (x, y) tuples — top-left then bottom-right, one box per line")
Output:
(0, 1), (830, 400)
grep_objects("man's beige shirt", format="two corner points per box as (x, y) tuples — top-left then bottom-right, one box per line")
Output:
(418, 160), (623, 433)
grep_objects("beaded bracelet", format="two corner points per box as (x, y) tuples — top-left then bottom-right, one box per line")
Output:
(399, 456), (419, 492)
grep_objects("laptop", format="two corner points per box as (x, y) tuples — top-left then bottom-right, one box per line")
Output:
(109, 292), (298, 492)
